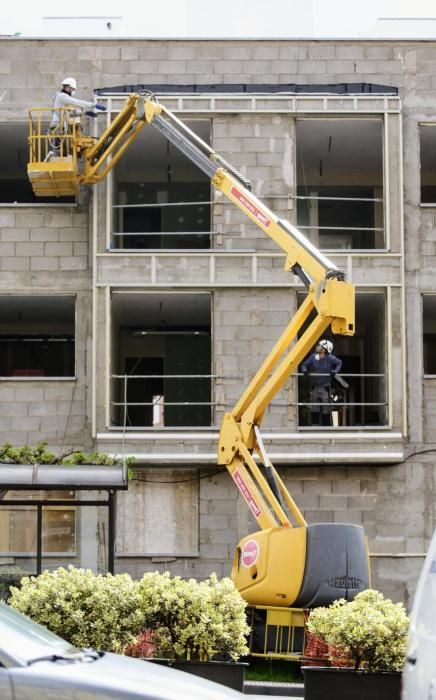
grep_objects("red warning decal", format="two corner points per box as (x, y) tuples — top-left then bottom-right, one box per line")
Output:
(232, 470), (261, 519)
(241, 539), (259, 568)
(230, 186), (271, 228)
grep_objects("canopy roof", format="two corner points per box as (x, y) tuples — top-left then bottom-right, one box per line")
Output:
(0, 464), (128, 490)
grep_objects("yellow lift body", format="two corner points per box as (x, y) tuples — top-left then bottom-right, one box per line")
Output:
(28, 94), (370, 656)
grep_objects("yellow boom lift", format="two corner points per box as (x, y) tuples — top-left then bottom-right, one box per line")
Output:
(28, 93), (369, 656)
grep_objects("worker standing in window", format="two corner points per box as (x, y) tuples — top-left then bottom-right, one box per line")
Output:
(301, 339), (342, 426)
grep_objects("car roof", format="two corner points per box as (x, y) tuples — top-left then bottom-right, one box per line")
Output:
(11, 652), (243, 699)
(0, 605), (243, 699)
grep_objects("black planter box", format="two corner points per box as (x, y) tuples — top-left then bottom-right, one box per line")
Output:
(148, 658), (247, 691)
(303, 666), (402, 700)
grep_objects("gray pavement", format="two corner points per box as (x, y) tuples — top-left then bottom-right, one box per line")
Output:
(244, 681), (304, 697)
(247, 696), (300, 699)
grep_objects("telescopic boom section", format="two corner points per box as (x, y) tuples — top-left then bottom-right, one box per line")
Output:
(134, 98), (355, 532)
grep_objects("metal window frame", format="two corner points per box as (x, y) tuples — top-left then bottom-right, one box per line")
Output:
(90, 93), (404, 438)
(0, 497), (115, 576)
(0, 464), (127, 574)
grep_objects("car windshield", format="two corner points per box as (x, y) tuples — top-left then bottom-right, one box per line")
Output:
(0, 603), (77, 665)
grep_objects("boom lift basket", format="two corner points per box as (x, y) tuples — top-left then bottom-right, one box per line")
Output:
(28, 107), (82, 197)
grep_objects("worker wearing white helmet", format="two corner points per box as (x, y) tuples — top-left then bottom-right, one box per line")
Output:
(50, 77), (106, 130)
(301, 339), (342, 426)
(318, 339), (333, 354)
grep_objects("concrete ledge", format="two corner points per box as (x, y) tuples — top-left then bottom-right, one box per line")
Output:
(98, 450), (405, 465)
(97, 431), (405, 465)
(97, 431), (403, 442)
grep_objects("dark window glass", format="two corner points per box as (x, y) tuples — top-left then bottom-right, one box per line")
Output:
(0, 296), (75, 378)
(297, 119), (384, 250)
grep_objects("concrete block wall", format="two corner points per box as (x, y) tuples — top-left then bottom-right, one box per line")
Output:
(0, 362), (89, 445)
(212, 114), (293, 252)
(0, 208), (89, 277)
(0, 39), (432, 109)
(214, 288), (297, 428)
(113, 459), (432, 604)
(1, 37), (436, 603)
(0, 199), (91, 445)
(115, 470), (237, 581)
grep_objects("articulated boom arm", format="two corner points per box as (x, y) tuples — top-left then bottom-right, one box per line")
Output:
(138, 97), (356, 534)
(27, 93), (355, 535)
(211, 165), (355, 531)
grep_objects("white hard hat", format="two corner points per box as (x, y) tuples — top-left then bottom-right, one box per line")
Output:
(318, 339), (333, 354)
(62, 77), (77, 90)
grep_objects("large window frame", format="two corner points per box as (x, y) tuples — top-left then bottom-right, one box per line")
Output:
(0, 490), (76, 558)
(297, 289), (388, 429)
(0, 492), (117, 576)
(423, 294), (436, 376)
(109, 117), (212, 252)
(108, 291), (212, 430)
(0, 295), (76, 380)
(296, 116), (385, 251)
(419, 123), (436, 206)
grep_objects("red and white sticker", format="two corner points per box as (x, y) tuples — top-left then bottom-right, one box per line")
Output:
(232, 470), (261, 519)
(241, 539), (259, 568)
(230, 186), (271, 228)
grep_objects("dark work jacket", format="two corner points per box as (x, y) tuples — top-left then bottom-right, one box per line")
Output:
(301, 353), (342, 387)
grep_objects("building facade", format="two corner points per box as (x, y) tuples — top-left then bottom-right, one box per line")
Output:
(0, 37), (435, 606)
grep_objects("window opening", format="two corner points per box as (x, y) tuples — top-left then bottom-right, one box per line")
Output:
(0, 490), (75, 556)
(296, 118), (384, 250)
(111, 293), (212, 428)
(0, 491), (116, 580)
(420, 125), (436, 204)
(0, 296), (75, 378)
(0, 124), (75, 204)
(423, 295), (436, 374)
(111, 120), (211, 250)
(297, 291), (387, 427)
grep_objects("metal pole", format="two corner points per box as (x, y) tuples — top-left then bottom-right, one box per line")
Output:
(108, 491), (115, 574)
(36, 504), (42, 576)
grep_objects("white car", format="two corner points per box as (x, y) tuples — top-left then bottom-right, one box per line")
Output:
(0, 603), (243, 699)
(402, 529), (436, 699)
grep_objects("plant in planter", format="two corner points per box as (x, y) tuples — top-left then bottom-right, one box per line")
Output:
(9, 565), (143, 652)
(135, 571), (250, 690)
(125, 630), (156, 658)
(137, 571), (250, 661)
(0, 441), (134, 467)
(303, 589), (409, 700)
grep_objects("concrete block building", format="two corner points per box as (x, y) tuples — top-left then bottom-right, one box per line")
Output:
(0, 36), (435, 606)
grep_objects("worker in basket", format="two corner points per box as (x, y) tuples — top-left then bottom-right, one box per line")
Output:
(301, 339), (342, 426)
(48, 77), (106, 156)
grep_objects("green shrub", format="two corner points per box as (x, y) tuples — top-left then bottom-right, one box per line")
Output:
(9, 566), (250, 661)
(306, 589), (409, 671)
(9, 566), (143, 652)
(137, 571), (250, 661)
